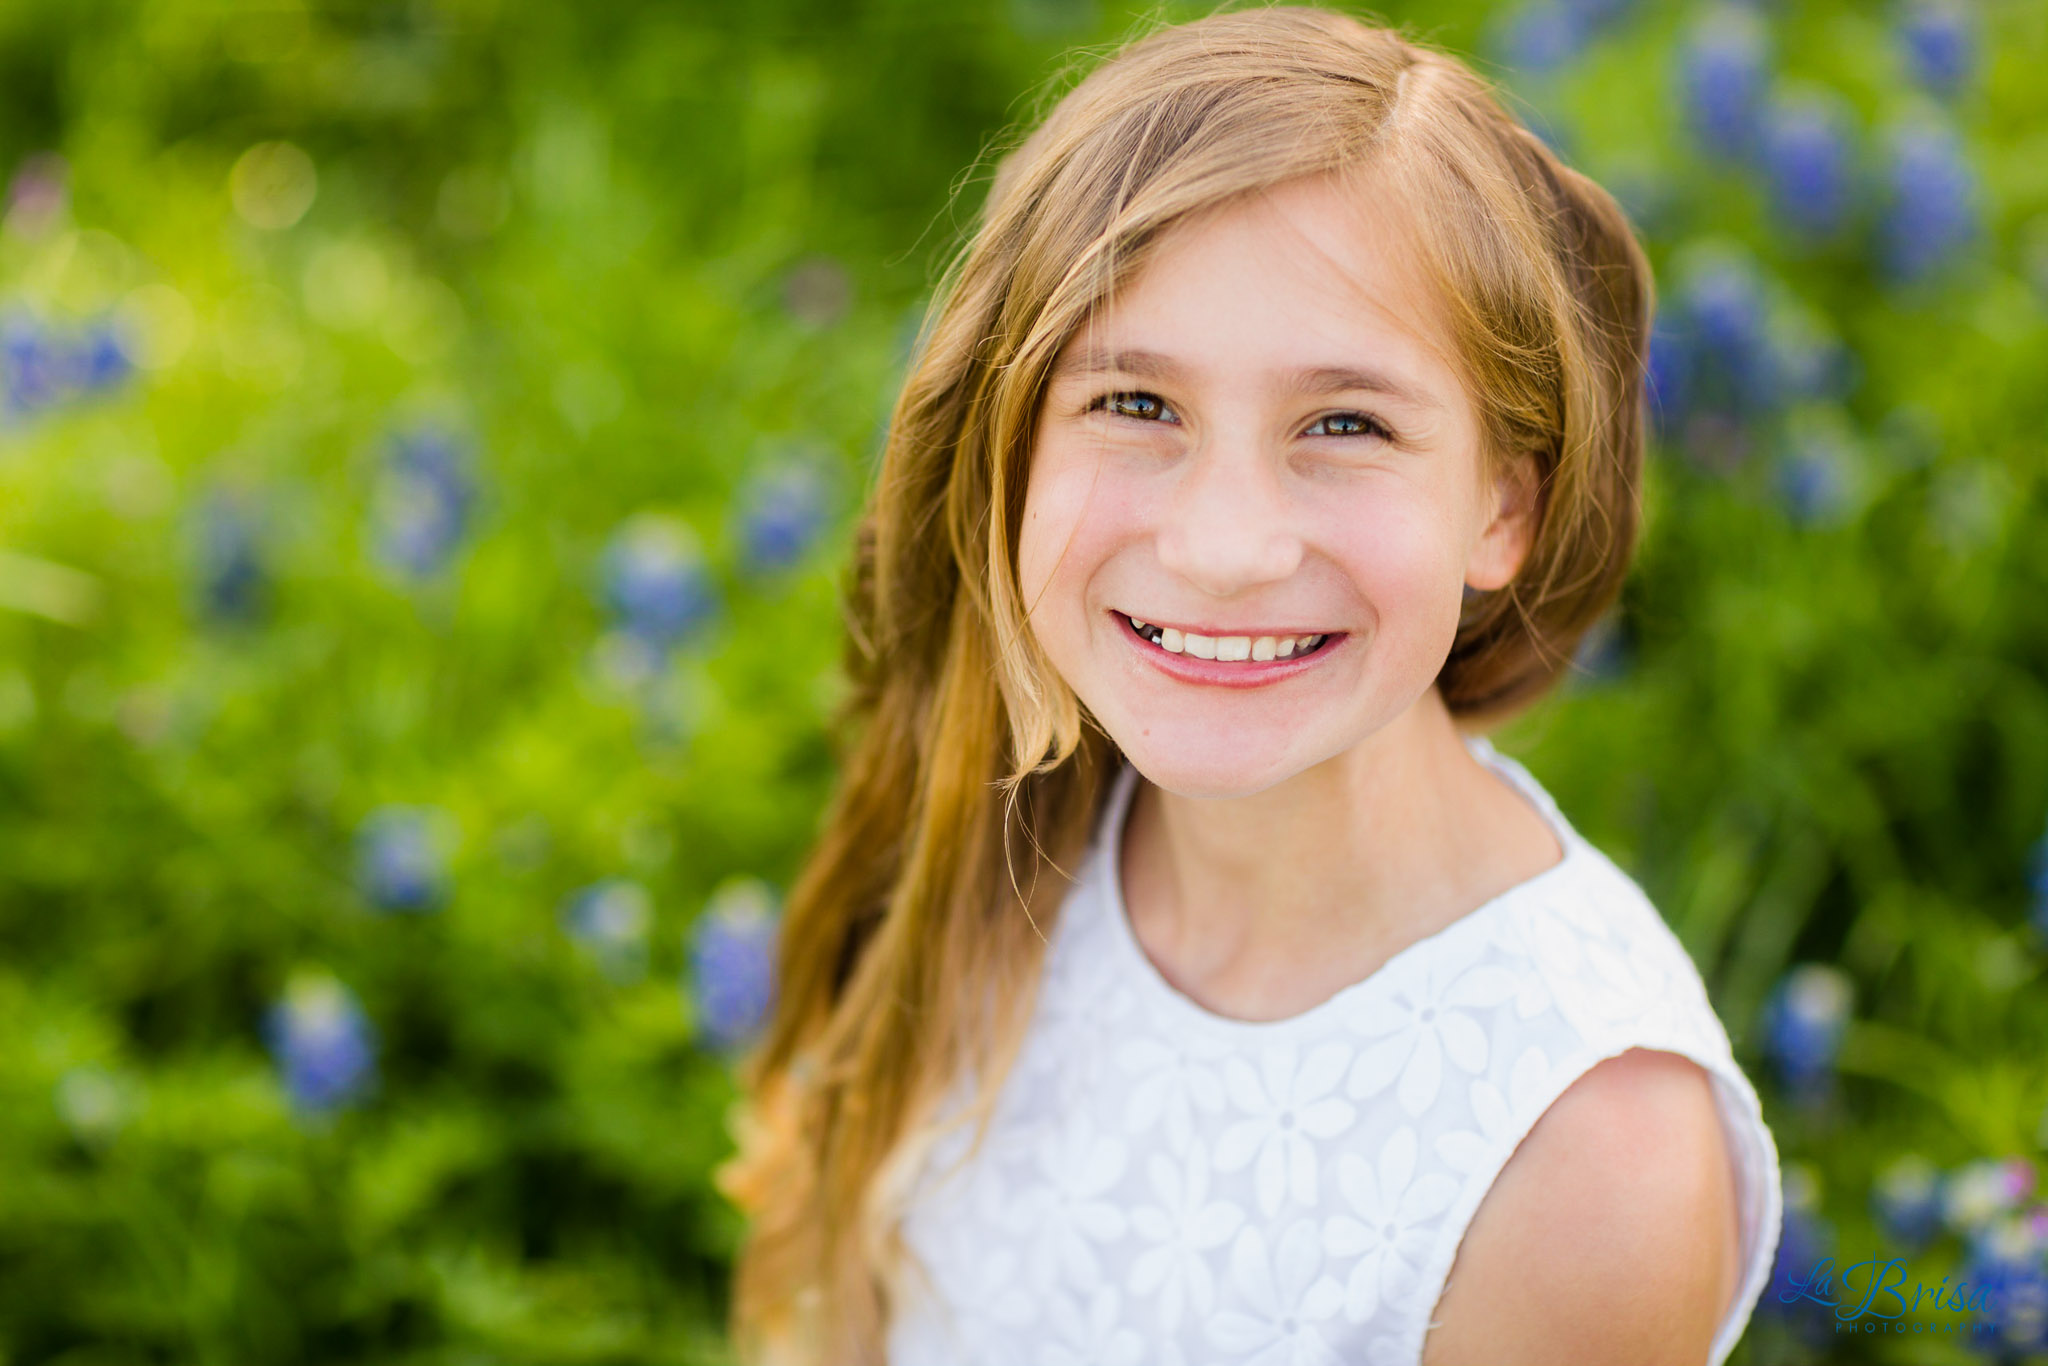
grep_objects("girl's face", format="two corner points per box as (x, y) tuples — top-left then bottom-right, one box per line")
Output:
(1017, 172), (1536, 797)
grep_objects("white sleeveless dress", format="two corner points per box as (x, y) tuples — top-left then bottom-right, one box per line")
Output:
(886, 736), (1783, 1366)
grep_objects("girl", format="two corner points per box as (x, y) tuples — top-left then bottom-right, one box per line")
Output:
(718, 7), (1784, 1365)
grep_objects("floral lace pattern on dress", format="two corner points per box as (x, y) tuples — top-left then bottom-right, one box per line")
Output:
(887, 738), (1783, 1366)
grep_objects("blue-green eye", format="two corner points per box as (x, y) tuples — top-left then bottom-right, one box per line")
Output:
(1091, 391), (1172, 422)
(1089, 390), (1394, 442)
(1309, 411), (1395, 441)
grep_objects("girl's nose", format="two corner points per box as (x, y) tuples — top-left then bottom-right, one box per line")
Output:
(1151, 442), (1303, 596)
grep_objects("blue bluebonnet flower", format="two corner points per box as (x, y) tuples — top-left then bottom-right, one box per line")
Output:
(1678, 8), (1772, 160)
(1873, 1153), (1945, 1252)
(1880, 118), (1980, 283)
(1958, 1209), (2048, 1354)
(1560, 0), (1635, 29)
(71, 321), (131, 393)
(374, 425), (474, 577)
(562, 878), (652, 978)
(1760, 92), (1858, 239)
(1658, 251), (1787, 469)
(1897, 0), (1977, 99)
(1490, 2), (1591, 75)
(687, 877), (780, 1051)
(263, 972), (377, 1115)
(735, 463), (828, 575)
(1775, 413), (1861, 527)
(1644, 318), (1692, 441)
(355, 805), (449, 913)
(2, 312), (133, 418)
(1760, 963), (1852, 1090)
(1682, 256), (1779, 412)
(2, 312), (62, 414)
(193, 490), (269, 624)
(600, 515), (719, 651)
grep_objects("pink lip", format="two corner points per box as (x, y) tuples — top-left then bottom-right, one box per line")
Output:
(1111, 610), (1347, 689)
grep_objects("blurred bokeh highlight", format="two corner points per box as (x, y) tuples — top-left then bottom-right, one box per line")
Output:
(2, 1), (2046, 1362)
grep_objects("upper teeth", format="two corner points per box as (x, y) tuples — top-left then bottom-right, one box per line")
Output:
(1124, 614), (1325, 660)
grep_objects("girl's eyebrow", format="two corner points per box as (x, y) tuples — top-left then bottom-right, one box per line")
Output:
(1051, 344), (1442, 412)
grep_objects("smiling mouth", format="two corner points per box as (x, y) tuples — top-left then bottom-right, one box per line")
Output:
(1115, 610), (1341, 663)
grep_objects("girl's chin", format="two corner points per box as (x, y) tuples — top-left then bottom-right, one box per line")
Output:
(1107, 734), (1316, 797)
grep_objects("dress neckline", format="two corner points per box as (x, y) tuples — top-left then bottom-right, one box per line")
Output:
(1089, 734), (1589, 1040)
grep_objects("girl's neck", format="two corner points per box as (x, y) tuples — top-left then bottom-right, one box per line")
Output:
(1118, 687), (1564, 1023)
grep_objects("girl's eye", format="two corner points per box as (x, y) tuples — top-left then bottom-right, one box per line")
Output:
(1088, 390), (1393, 443)
(1308, 410), (1395, 442)
(1091, 391), (1174, 423)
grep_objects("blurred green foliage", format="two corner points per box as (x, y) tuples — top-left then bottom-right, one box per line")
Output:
(1, 0), (2046, 1362)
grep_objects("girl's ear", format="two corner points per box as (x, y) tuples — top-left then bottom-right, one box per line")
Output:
(1465, 450), (1541, 592)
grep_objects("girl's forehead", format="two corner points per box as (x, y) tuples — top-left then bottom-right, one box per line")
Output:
(1061, 175), (1465, 407)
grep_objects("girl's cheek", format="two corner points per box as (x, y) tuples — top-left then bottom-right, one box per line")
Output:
(1017, 444), (1109, 605)
(1322, 493), (1457, 608)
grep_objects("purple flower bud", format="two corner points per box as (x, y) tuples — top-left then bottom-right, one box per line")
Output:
(1897, 0), (1977, 99)
(356, 805), (450, 913)
(1761, 92), (1858, 239)
(687, 877), (779, 1052)
(1761, 963), (1852, 1090)
(1679, 8), (1772, 160)
(1880, 118), (1980, 283)
(193, 490), (269, 623)
(1872, 1154), (1944, 1252)
(600, 515), (719, 650)
(264, 973), (377, 1114)
(4, 152), (68, 236)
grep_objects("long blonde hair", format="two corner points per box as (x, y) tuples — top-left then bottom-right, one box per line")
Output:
(715, 6), (1654, 1361)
